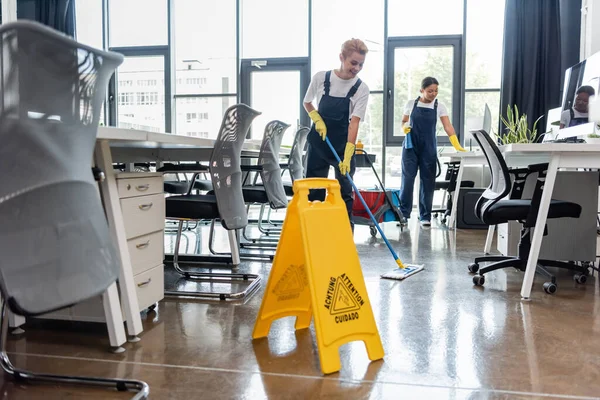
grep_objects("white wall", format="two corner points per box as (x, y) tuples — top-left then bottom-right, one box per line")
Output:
(581, 0), (600, 59)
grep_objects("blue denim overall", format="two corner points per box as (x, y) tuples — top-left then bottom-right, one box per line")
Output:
(399, 97), (438, 222)
(305, 71), (362, 223)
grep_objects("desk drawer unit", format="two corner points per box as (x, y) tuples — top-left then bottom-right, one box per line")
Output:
(117, 174), (164, 199)
(117, 172), (165, 310)
(120, 193), (165, 240)
(128, 230), (164, 276)
(135, 264), (164, 311)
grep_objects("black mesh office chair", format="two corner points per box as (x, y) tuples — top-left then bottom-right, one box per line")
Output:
(467, 129), (588, 294)
(0, 21), (148, 398)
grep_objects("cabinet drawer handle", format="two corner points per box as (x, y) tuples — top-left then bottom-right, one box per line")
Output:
(136, 240), (150, 249)
(138, 203), (153, 210)
(136, 184), (150, 191)
(137, 278), (152, 288)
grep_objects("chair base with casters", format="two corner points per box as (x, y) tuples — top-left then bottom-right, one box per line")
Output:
(468, 226), (589, 294)
(0, 303), (149, 399)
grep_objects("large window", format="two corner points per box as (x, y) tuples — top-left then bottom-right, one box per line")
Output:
(75, 0), (103, 49)
(241, 0), (309, 58)
(109, 0), (167, 47)
(173, 0), (237, 96)
(172, 0), (237, 137)
(464, 0), (505, 136)
(175, 97), (235, 138)
(387, 0), (464, 37)
(311, 0), (384, 91)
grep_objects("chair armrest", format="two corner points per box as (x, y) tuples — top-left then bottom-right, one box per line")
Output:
(240, 165), (263, 171)
(527, 163), (549, 173)
(507, 167), (535, 200)
(157, 163), (209, 173)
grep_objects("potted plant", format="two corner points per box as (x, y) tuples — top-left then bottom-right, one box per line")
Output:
(499, 104), (543, 145)
(586, 132), (600, 144)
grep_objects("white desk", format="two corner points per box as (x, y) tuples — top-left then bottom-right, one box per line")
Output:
(95, 127), (262, 341)
(448, 143), (600, 299)
(12, 127), (262, 349)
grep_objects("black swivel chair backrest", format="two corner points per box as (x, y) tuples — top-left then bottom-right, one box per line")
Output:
(0, 21), (124, 316)
(470, 129), (512, 224)
(257, 120), (291, 209)
(210, 104), (261, 230)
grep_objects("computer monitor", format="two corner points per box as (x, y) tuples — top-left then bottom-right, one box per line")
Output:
(561, 50), (600, 112)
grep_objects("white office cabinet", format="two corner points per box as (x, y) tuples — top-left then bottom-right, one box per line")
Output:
(41, 173), (166, 323)
(497, 171), (598, 262)
(116, 172), (165, 311)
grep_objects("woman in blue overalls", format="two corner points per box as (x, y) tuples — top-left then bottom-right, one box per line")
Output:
(399, 77), (465, 227)
(560, 85), (595, 129)
(302, 39), (370, 230)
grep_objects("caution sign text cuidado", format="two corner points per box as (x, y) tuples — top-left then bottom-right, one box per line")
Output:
(252, 178), (384, 375)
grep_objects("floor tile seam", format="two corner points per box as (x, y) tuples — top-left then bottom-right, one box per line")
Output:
(7, 351), (600, 400)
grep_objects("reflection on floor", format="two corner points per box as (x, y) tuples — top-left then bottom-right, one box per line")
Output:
(4, 217), (600, 399)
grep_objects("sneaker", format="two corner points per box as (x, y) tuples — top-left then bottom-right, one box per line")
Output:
(420, 220), (431, 227)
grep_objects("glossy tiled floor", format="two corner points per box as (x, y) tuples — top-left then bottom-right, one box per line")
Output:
(4, 218), (600, 399)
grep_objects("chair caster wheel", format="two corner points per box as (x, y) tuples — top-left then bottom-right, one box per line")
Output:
(433, 213), (438, 218)
(370, 226), (377, 237)
(473, 275), (485, 286)
(543, 282), (557, 294)
(468, 263), (479, 273)
(441, 217), (447, 224)
(573, 274), (587, 284)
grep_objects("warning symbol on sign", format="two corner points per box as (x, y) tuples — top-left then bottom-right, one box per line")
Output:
(273, 264), (306, 301)
(331, 280), (360, 315)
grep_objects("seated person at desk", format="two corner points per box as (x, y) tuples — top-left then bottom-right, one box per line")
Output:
(560, 85), (595, 128)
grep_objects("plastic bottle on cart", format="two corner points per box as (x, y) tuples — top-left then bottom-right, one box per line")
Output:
(356, 139), (364, 154)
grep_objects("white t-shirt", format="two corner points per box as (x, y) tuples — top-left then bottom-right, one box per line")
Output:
(560, 109), (588, 127)
(403, 98), (449, 120)
(303, 70), (370, 121)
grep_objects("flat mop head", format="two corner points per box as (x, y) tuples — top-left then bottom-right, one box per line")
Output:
(380, 264), (424, 280)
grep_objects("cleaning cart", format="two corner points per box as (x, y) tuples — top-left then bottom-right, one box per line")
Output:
(351, 147), (406, 237)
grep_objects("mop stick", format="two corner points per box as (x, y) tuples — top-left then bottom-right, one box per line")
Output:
(324, 137), (408, 269)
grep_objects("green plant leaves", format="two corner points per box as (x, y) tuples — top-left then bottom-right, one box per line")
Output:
(499, 104), (543, 144)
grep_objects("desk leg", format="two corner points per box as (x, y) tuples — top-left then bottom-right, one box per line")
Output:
(102, 283), (127, 352)
(95, 140), (143, 339)
(484, 225), (495, 254)
(520, 156), (559, 299)
(448, 159), (465, 229)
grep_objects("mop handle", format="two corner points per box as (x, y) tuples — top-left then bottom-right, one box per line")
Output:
(324, 137), (400, 261)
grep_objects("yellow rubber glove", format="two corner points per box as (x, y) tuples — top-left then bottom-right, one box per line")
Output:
(308, 110), (327, 141)
(403, 124), (411, 134)
(449, 135), (466, 152)
(338, 142), (355, 175)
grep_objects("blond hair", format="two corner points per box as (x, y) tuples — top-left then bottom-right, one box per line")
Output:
(341, 38), (368, 59)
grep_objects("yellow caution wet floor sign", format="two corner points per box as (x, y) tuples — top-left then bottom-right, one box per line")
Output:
(252, 178), (384, 374)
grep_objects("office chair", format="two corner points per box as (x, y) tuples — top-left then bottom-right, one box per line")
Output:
(240, 120), (290, 249)
(162, 103), (263, 300)
(281, 126), (310, 196)
(0, 21), (148, 398)
(467, 129), (589, 294)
